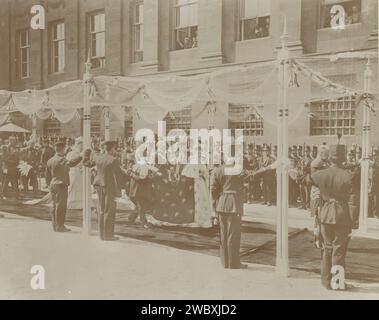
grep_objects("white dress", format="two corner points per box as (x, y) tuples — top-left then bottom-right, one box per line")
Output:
(182, 164), (213, 228)
(67, 150), (83, 210)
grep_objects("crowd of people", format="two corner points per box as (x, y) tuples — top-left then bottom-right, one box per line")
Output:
(242, 143), (379, 220)
(1, 135), (379, 222)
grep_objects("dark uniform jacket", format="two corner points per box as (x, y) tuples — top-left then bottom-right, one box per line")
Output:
(311, 166), (358, 227)
(371, 162), (379, 193)
(93, 154), (125, 198)
(46, 153), (82, 186)
(211, 166), (246, 214)
(3, 145), (20, 175)
(21, 147), (40, 167)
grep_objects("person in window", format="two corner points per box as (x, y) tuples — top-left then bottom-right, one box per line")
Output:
(262, 17), (270, 37)
(176, 34), (192, 50)
(347, 5), (360, 25)
(191, 31), (198, 48)
(254, 24), (263, 39)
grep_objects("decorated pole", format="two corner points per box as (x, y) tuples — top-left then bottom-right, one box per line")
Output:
(82, 53), (93, 236)
(31, 113), (37, 140)
(359, 58), (373, 234)
(208, 101), (217, 223)
(104, 107), (111, 141)
(276, 16), (290, 277)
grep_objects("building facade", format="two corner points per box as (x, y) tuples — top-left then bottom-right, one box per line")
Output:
(0, 0), (378, 146)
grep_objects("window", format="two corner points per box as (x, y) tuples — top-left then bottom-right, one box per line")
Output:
(49, 21), (65, 73)
(133, 1), (144, 62)
(310, 96), (356, 136)
(174, 0), (198, 50)
(239, 0), (270, 41)
(45, 119), (61, 136)
(164, 107), (192, 134)
(17, 29), (30, 79)
(125, 106), (134, 138)
(319, 0), (361, 29)
(228, 104), (264, 137)
(89, 11), (106, 68)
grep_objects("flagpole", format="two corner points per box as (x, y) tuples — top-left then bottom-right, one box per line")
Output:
(82, 52), (93, 236)
(359, 58), (373, 234)
(104, 107), (111, 141)
(276, 16), (290, 277)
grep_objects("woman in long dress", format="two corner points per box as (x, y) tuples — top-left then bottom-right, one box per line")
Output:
(67, 137), (83, 210)
(149, 163), (213, 229)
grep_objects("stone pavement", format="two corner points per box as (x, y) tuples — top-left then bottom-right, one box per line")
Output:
(1, 212), (378, 300)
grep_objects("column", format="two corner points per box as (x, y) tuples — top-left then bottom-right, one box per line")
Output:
(140, 0), (159, 71)
(82, 55), (92, 236)
(198, 0), (223, 66)
(367, 0), (378, 47)
(359, 59), (373, 234)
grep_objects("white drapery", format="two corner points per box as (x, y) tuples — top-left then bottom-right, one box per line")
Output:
(0, 58), (375, 127)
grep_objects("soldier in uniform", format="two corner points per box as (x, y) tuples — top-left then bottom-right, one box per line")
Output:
(20, 140), (40, 193)
(243, 148), (255, 204)
(84, 141), (127, 241)
(289, 147), (300, 206)
(311, 145), (359, 290)
(260, 145), (275, 206)
(299, 146), (313, 210)
(46, 142), (83, 233)
(310, 145), (330, 249)
(211, 156), (248, 269)
(251, 146), (262, 202)
(1, 136), (20, 199)
(40, 138), (55, 188)
(370, 148), (379, 218)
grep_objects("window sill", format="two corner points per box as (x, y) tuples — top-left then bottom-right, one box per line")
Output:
(236, 36), (271, 43)
(170, 47), (198, 53)
(48, 72), (65, 76)
(317, 22), (363, 31)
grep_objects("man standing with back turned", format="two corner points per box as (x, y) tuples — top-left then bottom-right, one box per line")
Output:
(84, 141), (126, 241)
(46, 142), (83, 233)
(311, 145), (359, 290)
(211, 157), (248, 270)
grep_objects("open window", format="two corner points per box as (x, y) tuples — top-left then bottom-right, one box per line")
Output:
(239, 0), (270, 41)
(174, 0), (198, 50)
(319, 0), (361, 29)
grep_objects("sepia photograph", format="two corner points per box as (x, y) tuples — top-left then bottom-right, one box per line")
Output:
(0, 0), (378, 304)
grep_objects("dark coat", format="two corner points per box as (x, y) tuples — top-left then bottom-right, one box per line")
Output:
(46, 153), (82, 186)
(92, 154), (125, 198)
(211, 166), (245, 214)
(2, 145), (20, 175)
(311, 166), (359, 227)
